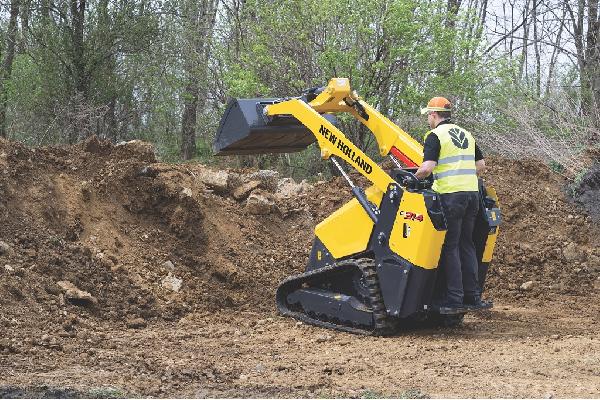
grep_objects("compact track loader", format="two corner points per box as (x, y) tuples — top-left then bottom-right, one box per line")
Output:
(214, 78), (501, 335)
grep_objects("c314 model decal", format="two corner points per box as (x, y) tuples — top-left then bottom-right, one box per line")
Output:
(399, 211), (424, 222)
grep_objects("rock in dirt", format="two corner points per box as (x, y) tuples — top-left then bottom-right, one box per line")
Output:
(197, 168), (230, 193)
(276, 178), (311, 198)
(246, 191), (275, 215)
(232, 180), (261, 200)
(0, 240), (12, 255)
(181, 187), (193, 197)
(115, 139), (157, 162)
(161, 273), (183, 292)
(126, 317), (147, 329)
(0, 338), (15, 352)
(162, 260), (175, 271)
(562, 242), (587, 263)
(57, 281), (98, 306)
(80, 181), (92, 202)
(138, 165), (159, 178)
(248, 170), (279, 192)
(4, 264), (14, 272)
(520, 281), (535, 291)
(315, 334), (332, 343)
(588, 255), (600, 271)
(82, 135), (112, 154)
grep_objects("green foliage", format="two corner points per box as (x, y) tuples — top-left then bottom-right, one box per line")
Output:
(360, 389), (386, 399)
(223, 64), (270, 98)
(567, 167), (589, 197)
(548, 160), (565, 174)
(87, 386), (126, 399)
(207, 0), (502, 176)
(1, 0), (592, 179)
(397, 388), (430, 399)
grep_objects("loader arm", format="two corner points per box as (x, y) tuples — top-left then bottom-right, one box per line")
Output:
(304, 78), (424, 167)
(349, 100), (423, 167)
(265, 78), (425, 194)
(265, 98), (396, 194)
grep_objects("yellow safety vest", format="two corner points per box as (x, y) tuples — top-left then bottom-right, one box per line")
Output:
(425, 123), (478, 194)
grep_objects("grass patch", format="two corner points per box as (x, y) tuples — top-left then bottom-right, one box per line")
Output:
(357, 388), (430, 399)
(87, 386), (127, 398)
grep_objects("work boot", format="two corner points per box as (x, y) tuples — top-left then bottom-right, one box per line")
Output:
(464, 296), (493, 310)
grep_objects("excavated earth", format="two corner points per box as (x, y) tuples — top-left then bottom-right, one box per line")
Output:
(1, 136), (599, 398)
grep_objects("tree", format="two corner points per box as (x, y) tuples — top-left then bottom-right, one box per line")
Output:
(6, 0), (161, 144)
(180, 0), (219, 160)
(0, 0), (21, 138)
(565, 0), (600, 124)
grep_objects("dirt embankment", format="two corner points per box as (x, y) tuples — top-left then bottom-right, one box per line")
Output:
(484, 156), (600, 300)
(1, 136), (599, 331)
(0, 136), (317, 330)
(1, 137), (599, 397)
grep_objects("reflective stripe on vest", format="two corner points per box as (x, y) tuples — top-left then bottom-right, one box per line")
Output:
(437, 154), (475, 165)
(427, 123), (479, 193)
(433, 168), (477, 180)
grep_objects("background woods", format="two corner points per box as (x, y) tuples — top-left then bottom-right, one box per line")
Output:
(0, 0), (598, 178)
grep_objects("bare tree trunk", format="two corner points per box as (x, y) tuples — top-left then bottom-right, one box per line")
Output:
(546, 3), (566, 96)
(508, 0), (516, 80)
(479, 0), (488, 29)
(569, 0), (588, 110)
(180, 0), (219, 160)
(532, 0), (541, 97)
(71, 0), (86, 96)
(181, 80), (199, 160)
(98, 0), (118, 141)
(565, 0), (599, 123)
(445, 0), (462, 72)
(585, 0), (600, 125)
(0, 0), (21, 138)
(19, 0), (31, 53)
(519, 0), (531, 81)
(71, 0), (90, 142)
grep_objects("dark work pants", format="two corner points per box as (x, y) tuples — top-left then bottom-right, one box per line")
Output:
(439, 191), (480, 305)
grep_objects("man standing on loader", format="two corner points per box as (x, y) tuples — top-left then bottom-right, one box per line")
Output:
(415, 97), (489, 313)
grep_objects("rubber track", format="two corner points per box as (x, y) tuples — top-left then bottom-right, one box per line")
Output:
(276, 258), (393, 335)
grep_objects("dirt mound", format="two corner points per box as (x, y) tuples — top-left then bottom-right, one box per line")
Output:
(483, 156), (600, 301)
(0, 137), (312, 339)
(1, 137), (599, 342)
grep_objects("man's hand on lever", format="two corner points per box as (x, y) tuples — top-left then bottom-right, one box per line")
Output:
(415, 160), (437, 180)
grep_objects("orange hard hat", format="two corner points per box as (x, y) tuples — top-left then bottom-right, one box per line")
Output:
(420, 97), (452, 114)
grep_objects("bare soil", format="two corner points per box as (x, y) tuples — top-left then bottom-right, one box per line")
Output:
(1, 137), (599, 398)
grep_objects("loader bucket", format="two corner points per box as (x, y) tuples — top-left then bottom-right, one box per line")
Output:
(214, 98), (334, 155)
